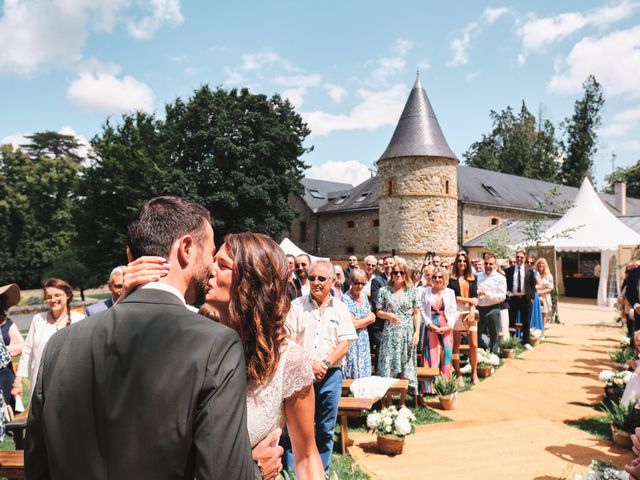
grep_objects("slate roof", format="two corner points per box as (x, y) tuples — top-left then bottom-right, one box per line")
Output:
(463, 220), (554, 248)
(300, 178), (352, 212)
(379, 75), (457, 162)
(316, 176), (379, 213)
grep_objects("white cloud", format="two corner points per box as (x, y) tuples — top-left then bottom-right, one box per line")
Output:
(302, 84), (406, 136)
(548, 25), (640, 98)
(127, 0), (183, 40)
(447, 22), (479, 67)
(0, 132), (29, 149)
(0, 0), (183, 75)
(325, 83), (347, 103)
(240, 50), (281, 71)
(67, 71), (155, 113)
(466, 72), (480, 81)
(392, 38), (413, 56)
(223, 66), (244, 86)
(518, 1), (638, 54)
(183, 66), (199, 77)
(600, 105), (640, 137)
(276, 74), (321, 107)
(483, 7), (510, 24)
(367, 38), (413, 87)
(306, 160), (372, 186)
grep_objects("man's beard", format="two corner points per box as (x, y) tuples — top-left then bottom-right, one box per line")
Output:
(297, 270), (308, 279)
(188, 260), (210, 306)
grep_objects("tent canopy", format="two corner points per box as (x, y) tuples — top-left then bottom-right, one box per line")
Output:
(541, 177), (640, 252)
(279, 238), (329, 262)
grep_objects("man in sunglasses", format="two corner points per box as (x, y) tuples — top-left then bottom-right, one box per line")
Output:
(284, 260), (357, 475)
(477, 253), (507, 354)
(370, 255), (395, 353)
(293, 254), (311, 297)
(505, 250), (537, 350)
(362, 255), (377, 297)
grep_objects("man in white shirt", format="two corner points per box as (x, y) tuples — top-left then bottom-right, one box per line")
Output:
(477, 253), (507, 354)
(284, 260), (357, 475)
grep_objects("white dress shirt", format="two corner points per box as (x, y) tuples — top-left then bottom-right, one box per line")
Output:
(477, 271), (507, 307)
(511, 265), (526, 295)
(286, 294), (357, 367)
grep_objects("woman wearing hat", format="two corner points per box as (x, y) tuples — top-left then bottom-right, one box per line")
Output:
(12, 278), (84, 402)
(0, 284), (24, 410)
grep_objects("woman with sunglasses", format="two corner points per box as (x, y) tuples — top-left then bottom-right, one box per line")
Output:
(376, 262), (420, 394)
(526, 256), (544, 336)
(342, 269), (376, 379)
(448, 252), (479, 386)
(420, 267), (457, 394)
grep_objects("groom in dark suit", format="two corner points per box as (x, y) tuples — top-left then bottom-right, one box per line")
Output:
(505, 250), (537, 349)
(26, 197), (257, 479)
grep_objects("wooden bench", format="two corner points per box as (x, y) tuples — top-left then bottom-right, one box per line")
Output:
(415, 367), (440, 407)
(337, 397), (374, 454)
(342, 378), (409, 406)
(5, 408), (29, 451)
(0, 450), (24, 478)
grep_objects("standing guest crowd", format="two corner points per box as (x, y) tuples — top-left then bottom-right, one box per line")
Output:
(0, 207), (558, 480)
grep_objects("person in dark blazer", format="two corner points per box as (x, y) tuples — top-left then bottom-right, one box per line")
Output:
(504, 250), (537, 348)
(26, 197), (257, 480)
(625, 262), (640, 344)
(369, 255), (395, 353)
(85, 266), (127, 316)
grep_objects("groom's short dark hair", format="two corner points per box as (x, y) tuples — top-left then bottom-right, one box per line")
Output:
(127, 196), (211, 259)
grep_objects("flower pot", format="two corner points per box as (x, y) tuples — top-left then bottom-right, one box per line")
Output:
(605, 385), (623, 403)
(477, 366), (493, 378)
(438, 392), (458, 410)
(611, 425), (633, 449)
(502, 348), (516, 359)
(530, 337), (540, 347)
(377, 434), (405, 455)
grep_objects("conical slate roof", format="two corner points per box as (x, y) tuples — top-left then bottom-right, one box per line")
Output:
(379, 74), (457, 162)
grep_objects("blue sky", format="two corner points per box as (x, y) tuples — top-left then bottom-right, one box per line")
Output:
(1, 0), (639, 189)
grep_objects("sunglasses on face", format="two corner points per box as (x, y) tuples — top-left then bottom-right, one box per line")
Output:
(516, 256), (524, 260)
(525, 261), (534, 265)
(391, 271), (405, 276)
(366, 263), (376, 267)
(308, 275), (329, 283)
(352, 281), (366, 287)
(295, 263), (307, 268)
(433, 275), (444, 280)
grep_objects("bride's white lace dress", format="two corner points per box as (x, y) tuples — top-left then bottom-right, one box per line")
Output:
(246, 341), (314, 447)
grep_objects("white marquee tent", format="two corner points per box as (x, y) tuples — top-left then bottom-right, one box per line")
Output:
(541, 177), (640, 306)
(278, 238), (329, 262)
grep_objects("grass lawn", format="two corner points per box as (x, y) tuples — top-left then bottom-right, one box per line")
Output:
(564, 402), (612, 441)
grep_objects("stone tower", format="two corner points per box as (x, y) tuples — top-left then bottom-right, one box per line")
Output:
(378, 74), (459, 267)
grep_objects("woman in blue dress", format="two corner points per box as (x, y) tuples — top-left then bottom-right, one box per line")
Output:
(526, 256), (544, 334)
(342, 269), (375, 378)
(0, 284), (24, 411)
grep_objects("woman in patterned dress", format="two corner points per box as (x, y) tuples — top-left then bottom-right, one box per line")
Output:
(376, 262), (420, 393)
(342, 269), (375, 379)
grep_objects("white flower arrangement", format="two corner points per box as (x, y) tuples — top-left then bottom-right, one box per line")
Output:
(366, 405), (416, 439)
(573, 460), (629, 480)
(531, 328), (543, 339)
(621, 336), (631, 347)
(477, 349), (500, 368)
(598, 369), (632, 387)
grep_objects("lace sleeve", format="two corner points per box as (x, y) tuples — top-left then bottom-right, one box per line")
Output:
(282, 341), (314, 400)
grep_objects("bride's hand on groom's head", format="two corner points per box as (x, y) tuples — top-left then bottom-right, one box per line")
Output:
(117, 256), (170, 303)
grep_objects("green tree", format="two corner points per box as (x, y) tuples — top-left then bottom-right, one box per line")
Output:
(604, 159), (640, 198)
(464, 101), (560, 182)
(559, 75), (605, 187)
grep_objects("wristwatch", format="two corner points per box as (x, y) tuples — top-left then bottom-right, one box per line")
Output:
(322, 359), (331, 368)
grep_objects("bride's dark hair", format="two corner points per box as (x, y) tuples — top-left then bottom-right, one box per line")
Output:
(200, 232), (289, 386)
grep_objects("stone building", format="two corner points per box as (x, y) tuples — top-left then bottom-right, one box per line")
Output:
(288, 75), (640, 266)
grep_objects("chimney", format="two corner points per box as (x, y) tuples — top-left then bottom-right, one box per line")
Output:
(615, 182), (627, 216)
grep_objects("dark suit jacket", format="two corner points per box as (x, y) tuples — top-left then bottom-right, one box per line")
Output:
(447, 276), (478, 299)
(85, 297), (114, 316)
(26, 288), (255, 480)
(504, 265), (537, 301)
(625, 267), (640, 307)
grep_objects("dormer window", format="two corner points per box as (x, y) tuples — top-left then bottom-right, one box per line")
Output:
(334, 195), (348, 205)
(531, 193), (544, 203)
(482, 184), (500, 197)
(355, 192), (369, 203)
(308, 189), (324, 199)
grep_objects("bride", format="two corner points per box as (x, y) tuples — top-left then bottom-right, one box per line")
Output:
(125, 232), (324, 479)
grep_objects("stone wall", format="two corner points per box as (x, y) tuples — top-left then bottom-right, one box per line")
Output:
(287, 194), (316, 253)
(378, 156), (459, 268)
(460, 203), (543, 243)
(315, 210), (379, 259)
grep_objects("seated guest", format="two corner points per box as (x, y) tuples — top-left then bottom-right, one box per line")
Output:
(377, 262), (420, 394)
(85, 266), (126, 316)
(448, 252), (479, 386)
(342, 269), (375, 379)
(0, 284), (24, 411)
(421, 267), (457, 394)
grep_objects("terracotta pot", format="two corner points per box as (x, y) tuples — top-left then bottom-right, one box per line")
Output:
(530, 337), (540, 347)
(611, 425), (633, 449)
(477, 366), (493, 378)
(503, 349), (516, 359)
(377, 434), (405, 455)
(605, 385), (623, 403)
(439, 392), (458, 410)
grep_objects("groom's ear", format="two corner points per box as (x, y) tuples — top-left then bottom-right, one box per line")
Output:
(176, 234), (195, 267)
(126, 246), (133, 263)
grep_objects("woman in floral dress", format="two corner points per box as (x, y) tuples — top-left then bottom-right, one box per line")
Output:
(342, 269), (376, 378)
(376, 262), (420, 393)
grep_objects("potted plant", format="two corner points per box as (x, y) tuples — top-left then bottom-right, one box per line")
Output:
(500, 337), (519, 359)
(434, 374), (459, 410)
(609, 346), (635, 371)
(572, 459), (630, 479)
(477, 349), (500, 378)
(530, 328), (543, 346)
(602, 400), (637, 449)
(598, 369), (632, 403)
(366, 405), (416, 455)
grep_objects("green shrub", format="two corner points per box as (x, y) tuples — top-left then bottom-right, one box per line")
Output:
(433, 374), (459, 396)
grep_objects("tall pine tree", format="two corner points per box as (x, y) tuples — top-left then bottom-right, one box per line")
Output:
(559, 75), (605, 187)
